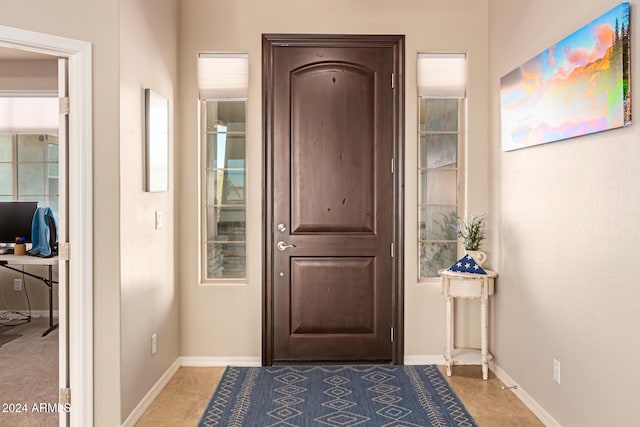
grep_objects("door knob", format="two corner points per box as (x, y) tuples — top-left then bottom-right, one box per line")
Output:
(277, 241), (296, 251)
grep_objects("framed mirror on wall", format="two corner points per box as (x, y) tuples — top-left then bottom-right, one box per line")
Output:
(144, 88), (169, 192)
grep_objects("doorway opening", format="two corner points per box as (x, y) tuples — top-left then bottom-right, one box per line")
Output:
(0, 26), (93, 427)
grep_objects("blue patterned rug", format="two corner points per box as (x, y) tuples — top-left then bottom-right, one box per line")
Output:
(198, 365), (477, 426)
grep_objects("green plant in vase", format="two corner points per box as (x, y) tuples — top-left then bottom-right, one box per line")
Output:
(454, 213), (486, 251)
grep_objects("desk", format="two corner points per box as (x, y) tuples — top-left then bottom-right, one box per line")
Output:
(440, 268), (497, 380)
(0, 254), (58, 337)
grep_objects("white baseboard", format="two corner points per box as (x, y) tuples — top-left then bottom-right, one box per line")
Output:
(121, 358), (181, 427)
(181, 356), (444, 367)
(404, 354), (446, 365)
(182, 355), (443, 367)
(489, 361), (562, 427)
(180, 356), (261, 367)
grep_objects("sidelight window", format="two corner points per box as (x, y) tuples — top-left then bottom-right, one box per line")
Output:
(199, 53), (249, 282)
(417, 53), (466, 279)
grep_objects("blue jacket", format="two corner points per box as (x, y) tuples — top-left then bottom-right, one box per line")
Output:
(28, 207), (58, 257)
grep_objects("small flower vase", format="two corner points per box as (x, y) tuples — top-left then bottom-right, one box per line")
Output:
(465, 249), (486, 266)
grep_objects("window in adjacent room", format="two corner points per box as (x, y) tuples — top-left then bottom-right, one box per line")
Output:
(199, 53), (248, 282)
(0, 133), (59, 215)
(417, 53), (466, 279)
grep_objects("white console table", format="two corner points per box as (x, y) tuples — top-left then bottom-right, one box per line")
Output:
(439, 268), (497, 380)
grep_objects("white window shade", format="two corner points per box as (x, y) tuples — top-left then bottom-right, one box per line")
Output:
(198, 53), (249, 100)
(0, 96), (58, 133)
(417, 53), (467, 98)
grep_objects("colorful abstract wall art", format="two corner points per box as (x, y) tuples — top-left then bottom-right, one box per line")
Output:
(500, 3), (631, 151)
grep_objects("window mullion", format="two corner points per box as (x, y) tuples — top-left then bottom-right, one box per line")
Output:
(12, 134), (18, 198)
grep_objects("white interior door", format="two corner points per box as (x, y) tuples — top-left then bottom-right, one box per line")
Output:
(57, 57), (69, 427)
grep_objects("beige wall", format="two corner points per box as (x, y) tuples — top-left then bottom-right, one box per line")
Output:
(489, 0), (640, 424)
(0, 267), (58, 311)
(0, 59), (57, 91)
(178, 0), (490, 359)
(0, 1), (122, 425)
(119, 0), (179, 421)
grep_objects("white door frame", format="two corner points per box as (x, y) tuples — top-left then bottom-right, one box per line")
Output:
(0, 25), (93, 427)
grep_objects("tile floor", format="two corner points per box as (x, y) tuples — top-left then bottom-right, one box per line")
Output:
(135, 365), (543, 426)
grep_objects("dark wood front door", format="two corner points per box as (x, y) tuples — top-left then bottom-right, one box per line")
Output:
(263, 34), (404, 364)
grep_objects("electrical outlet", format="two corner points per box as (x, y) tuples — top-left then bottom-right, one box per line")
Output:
(151, 333), (157, 355)
(155, 210), (163, 229)
(553, 359), (561, 384)
(13, 278), (22, 292)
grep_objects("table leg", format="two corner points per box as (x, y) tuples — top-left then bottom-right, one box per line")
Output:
(445, 293), (453, 376)
(481, 295), (488, 380)
(42, 264), (58, 337)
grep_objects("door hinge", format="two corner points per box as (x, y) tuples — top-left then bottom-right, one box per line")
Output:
(390, 327), (395, 342)
(59, 387), (71, 405)
(59, 96), (70, 115)
(59, 242), (70, 261)
(391, 157), (394, 174)
(390, 242), (394, 258)
(391, 73), (395, 89)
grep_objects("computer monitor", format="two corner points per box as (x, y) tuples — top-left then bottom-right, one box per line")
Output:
(0, 201), (38, 244)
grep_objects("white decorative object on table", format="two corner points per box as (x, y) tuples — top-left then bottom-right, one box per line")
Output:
(464, 250), (486, 266)
(439, 268), (497, 380)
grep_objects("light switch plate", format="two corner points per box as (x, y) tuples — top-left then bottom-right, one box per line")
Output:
(155, 210), (163, 229)
(151, 333), (157, 355)
(553, 359), (561, 384)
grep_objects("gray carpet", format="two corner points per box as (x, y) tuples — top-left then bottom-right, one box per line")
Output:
(0, 316), (58, 427)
